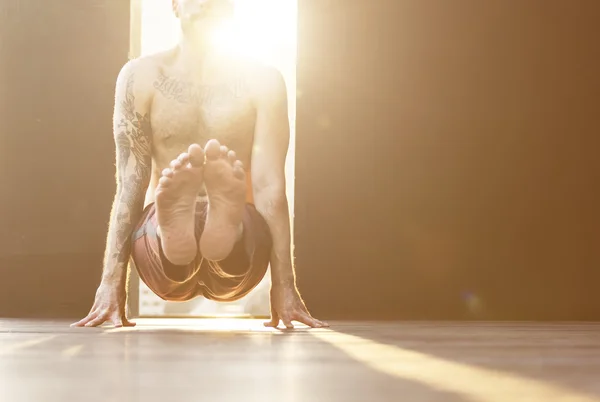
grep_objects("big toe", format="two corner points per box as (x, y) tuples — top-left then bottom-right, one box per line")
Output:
(205, 139), (222, 161)
(188, 144), (205, 167)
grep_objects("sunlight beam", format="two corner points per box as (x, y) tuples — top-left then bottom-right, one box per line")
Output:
(311, 330), (600, 402)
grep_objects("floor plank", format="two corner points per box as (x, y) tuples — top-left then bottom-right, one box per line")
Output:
(0, 319), (598, 401)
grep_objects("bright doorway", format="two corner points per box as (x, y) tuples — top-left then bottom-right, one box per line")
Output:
(129, 0), (298, 317)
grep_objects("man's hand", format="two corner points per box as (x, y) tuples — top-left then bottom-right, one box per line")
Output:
(71, 281), (135, 328)
(264, 284), (329, 329)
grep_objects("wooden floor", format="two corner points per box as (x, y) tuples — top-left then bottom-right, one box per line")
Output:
(0, 319), (599, 402)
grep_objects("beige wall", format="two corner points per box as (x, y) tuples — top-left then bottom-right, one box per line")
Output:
(295, 0), (600, 319)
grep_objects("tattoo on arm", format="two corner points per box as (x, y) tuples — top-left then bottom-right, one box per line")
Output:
(104, 72), (153, 278)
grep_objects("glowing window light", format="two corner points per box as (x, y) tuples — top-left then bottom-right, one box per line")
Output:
(136, 0), (298, 317)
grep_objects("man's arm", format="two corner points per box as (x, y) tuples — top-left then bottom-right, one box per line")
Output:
(104, 60), (153, 284)
(72, 60), (153, 327)
(251, 67), (327, 329)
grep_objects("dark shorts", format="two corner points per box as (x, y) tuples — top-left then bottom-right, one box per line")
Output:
(131, 202), (272, 303)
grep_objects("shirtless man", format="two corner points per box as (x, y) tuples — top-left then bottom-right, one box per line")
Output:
(72, 0), (327, 329)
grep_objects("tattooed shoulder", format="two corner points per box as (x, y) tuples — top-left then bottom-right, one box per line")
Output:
(114, 63), (155, 184)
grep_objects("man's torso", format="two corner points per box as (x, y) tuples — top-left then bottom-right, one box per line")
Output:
(143, 49), (258, 204)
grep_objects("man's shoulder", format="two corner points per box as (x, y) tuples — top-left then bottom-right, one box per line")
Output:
(237, 59), (286, 102)
(239, 59), (284, 84)
(117, 50), (174, 89)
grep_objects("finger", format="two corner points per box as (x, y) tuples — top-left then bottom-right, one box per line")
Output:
(71, 311), (98, 327)
(111, 315), (124, 328)
(264, 305), (280, 328)
(84, 314), (108, 328)
(295, 313), (324, 328)
(264, 317), (280, 328)
(112, 314), (136, 328)
(305, 314), (329, 328)
(281, 317), (294, 329)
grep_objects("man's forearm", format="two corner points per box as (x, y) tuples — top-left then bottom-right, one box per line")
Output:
(255, 192), (296, 288)
(101, 189), (147, 287)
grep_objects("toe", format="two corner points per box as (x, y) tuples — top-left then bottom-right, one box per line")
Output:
(205, 139), (221, 160)
(188, 144), (205, 167)
(220, 145), (229, 158)
(177, 152), (190, 165)
(233, 160), (245, 179)
(170, 159), (183, 170)
(227, 150), (237, 164)
(162, 168), (174, 178)
(158, 176), (171, 187)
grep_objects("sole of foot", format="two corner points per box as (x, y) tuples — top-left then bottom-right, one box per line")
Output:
(155, 143), (205, 265)
(199, 139), (247, 261)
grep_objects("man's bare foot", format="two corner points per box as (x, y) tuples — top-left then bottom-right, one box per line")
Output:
(155, 144), (205, 265)
(200, 139), (247, 261)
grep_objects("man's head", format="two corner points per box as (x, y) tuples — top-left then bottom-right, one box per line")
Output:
(172, 0), (234, 34)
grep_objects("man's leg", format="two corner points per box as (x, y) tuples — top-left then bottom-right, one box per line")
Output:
(198, 203), (272, 302)
(199, 139), (248, 261)
(190, 139), (272, 302)
(131, 139), (267, 302)
(132, 200), (271, 303)
(131, 203), (203, 302)
(130, 142), (208, 301)
(155, 144), (205, 265)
